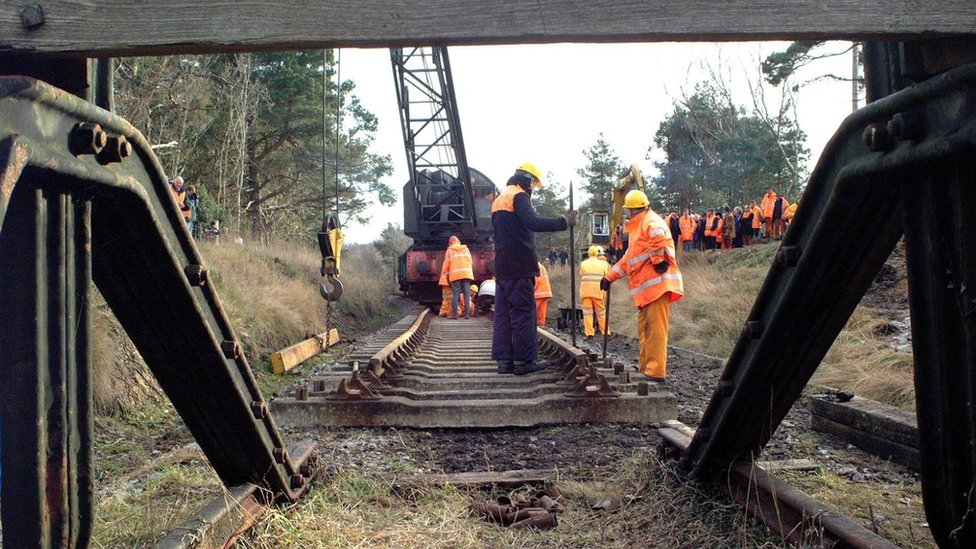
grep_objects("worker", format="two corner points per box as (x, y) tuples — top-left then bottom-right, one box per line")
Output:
(600, 190), (684, 381)
(749, 200), (763, 244)
(784, 199), (799, 226)
(462, 284), (480, 317)
(761, 188), (777, 238)
(491, 162), (574, 375)
(611, 225), (624, 261)
(712, 210), (724, 249)
(721, 206), (736, 250)
(580, 245), (611, 338)
(441, 235), (474, 319)
(678, 209), (695, 252)
(438, 266), (452, 317)
(534, 262), (552, 326)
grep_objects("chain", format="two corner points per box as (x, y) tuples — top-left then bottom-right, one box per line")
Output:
(325, 299), (333, 351)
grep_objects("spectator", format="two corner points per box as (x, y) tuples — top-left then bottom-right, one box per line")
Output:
(185, 185), (200, 236)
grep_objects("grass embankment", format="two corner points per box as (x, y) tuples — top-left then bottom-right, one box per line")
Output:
(547, 242), (915, 410)
(90, 239), (400, 547)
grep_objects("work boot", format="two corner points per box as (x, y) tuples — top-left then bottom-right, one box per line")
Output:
(513, 361), (547, 376)
(497, 361), (514, 375)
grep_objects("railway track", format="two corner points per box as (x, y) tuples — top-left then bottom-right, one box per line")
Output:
(156, 309), (918, 548)
(271, 308), (676, 428)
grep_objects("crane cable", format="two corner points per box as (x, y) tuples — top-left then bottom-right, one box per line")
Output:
(318, 48), (344, 356)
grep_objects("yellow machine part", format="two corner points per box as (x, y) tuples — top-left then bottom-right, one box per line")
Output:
(611, 163), (645, 231)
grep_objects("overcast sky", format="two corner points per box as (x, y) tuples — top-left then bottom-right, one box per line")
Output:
(337, 42), (856, 243)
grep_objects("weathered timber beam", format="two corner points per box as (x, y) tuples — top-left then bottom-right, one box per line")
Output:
(270, 328), (339, 375)
(2, 1), (976, 57)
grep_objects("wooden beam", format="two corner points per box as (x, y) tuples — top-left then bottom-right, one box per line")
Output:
(270, 328), (339, 375)
(387, 469), (552, 489)
(1, 1), (976, 57)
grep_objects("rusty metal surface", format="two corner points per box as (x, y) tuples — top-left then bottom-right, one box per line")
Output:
(0, 75), (316, 547)
(272, 313), (675, 428)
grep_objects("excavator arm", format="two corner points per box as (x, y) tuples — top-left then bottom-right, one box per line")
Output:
(610, 163), (645, 230)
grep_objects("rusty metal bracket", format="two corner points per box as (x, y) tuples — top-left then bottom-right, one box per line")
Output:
(327, 371), (382, 401)
(563, 367), (619, 399)
(0, 76), (315, 547)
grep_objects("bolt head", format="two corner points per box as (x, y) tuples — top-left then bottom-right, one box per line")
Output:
(21, 5), (45, 30)
(70, 123), (107, 156)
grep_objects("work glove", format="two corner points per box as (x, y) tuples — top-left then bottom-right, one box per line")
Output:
(653, 261), (669, 274)
(599, 277), (611, 291)
(564, 210), (578, 227)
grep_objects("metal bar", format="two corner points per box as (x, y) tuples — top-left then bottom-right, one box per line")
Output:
(661, 423), (899, 549)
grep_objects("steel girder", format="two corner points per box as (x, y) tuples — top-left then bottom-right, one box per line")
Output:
(0, 76), (315, 548)
(683, 43), (976, 547)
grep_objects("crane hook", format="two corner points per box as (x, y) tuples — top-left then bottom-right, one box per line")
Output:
(319, 275), (343, 302)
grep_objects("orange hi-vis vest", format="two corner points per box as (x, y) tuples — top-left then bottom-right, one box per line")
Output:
(607, 209), (684, 308)
(490, 184), (525, 214)
(761, 192), (777, 219)
(579, 256), (610, 299)
(703, 213), (714, 236)
(678, 215), (694, 242)
(751, 205), (763, 229)
(713, 215), (725, 243)
(442, 239), (474, 282)
(535, 262), (553, 299)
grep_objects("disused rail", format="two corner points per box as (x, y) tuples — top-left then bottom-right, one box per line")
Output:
(659, 421), (899, 549)
(270, 310), (676, 428)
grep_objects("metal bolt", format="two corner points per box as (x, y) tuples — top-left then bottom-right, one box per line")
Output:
(21, 5), (45, 30)
(250, 400), (268, 419)
(887, 111), (922, 142)
(775, 245), (802, 268)
(613, 362), (623, 375)
(862, 123), (895, 152)
(716, 379), (734, 397)
(300, 462), (315, 477)
(184, 264), (208, 287)
(96, 135), (131, 164)
(295, 385), (309, 401)
(744, 321), (764, 339)
(312, 379), (326, 392)
(290, 474), (305, 490)
(272, 448), (288, 464)
(220, 340), (240, 360)
(69, 122), (107, 156)
(637, 382), (649, 396)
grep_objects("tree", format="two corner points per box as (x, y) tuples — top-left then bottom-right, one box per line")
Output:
(762, 41), (863, 112)
(650, 81), (809, 211)
(531, 175), (569, 257)
(373, 223), (412, 276)
(114, 51), (394, 243)
(576, 135), (624, 214)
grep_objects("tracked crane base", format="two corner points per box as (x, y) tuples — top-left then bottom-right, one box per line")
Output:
(271, 314), (677, 428)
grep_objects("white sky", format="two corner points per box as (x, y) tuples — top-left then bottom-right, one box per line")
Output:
(338, 42), (857, 243)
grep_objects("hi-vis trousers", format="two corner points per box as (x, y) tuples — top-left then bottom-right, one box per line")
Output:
(638, 293), (671, 379)
(581, 296), (607, 336)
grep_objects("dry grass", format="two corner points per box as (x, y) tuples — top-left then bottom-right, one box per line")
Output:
(241, 452), (785, 548)
(546, 243), (915, 410)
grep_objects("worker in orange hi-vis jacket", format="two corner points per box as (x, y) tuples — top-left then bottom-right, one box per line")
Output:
(761, 188), (777, 237)
(441, 235), (474, 319)
(601, 190), (684, 381)
(678, 209), (695, 253)
(579, 245), (611, 338)
(534, 261), (553, 326)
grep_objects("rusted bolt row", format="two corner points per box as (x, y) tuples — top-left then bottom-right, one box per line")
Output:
(863, 111), (923, 152)
(69, 122), (132, 164)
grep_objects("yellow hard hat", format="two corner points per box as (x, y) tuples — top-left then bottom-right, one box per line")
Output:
(471, 284), (478, 293)
(517, 162), (544, 188)
(587, 245), (599, 257)
(624, 189), (649, 209)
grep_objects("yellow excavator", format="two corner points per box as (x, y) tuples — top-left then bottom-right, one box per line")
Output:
(590, 163), (646, 250)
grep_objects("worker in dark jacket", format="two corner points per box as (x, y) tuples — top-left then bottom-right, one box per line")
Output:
(491, 162), (575, 375)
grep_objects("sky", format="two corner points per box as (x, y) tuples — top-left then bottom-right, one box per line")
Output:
(337, 42), (857, 243)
